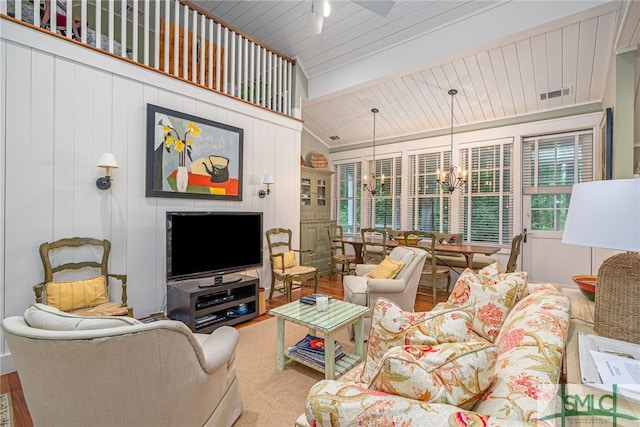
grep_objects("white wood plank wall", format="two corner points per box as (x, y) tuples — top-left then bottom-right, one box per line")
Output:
(3, 0), (293, 116)
(0, 18), (302, 372)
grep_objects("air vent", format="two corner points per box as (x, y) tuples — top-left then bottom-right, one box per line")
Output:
(540, 87), (572, 101)
(329, 135), (341, 141)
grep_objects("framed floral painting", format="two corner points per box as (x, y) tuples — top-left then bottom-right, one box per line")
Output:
(146, 104), (243, 200)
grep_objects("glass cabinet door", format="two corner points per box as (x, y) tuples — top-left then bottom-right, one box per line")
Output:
(316, 178), (327, 206)
(301, 177), (311, 206)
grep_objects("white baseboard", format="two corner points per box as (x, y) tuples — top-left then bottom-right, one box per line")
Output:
(1, 353), (15, 375)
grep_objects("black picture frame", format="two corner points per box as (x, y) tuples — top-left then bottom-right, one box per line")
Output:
(598, 107), (613, 180)
(146, 104), (243, 200)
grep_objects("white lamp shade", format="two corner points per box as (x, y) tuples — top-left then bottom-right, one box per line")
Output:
(263, 174), (274, 185)
(562, 179), (640, 252)
(97, 153), (119, 169)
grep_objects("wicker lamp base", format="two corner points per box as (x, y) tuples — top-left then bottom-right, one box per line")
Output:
(594, 252), (640, 344)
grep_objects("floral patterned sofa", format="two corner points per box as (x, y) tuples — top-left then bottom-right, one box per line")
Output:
(295, 263), (571, 426)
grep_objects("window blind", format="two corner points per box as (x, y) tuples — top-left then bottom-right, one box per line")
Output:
(459, 142), (514, 244)
(363, 157), (401, 230)
(522, 131), (593, 194)
(333, 162), (362, 234)
(522, 130), (593, 231)
(408, 151), (451, 233)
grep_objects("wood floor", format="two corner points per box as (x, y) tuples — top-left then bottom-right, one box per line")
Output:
(1, 273), (449, 426)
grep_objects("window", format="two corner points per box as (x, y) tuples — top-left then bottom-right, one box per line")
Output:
(408, 151), (452, 233)
(363, 157), (401, 230)
(333, 162), (362, 234)
(523, 131), (593, 231)
(459, 141), (514, 244)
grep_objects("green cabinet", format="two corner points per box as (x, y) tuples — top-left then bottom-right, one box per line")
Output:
(301, 167), (332, 221)
(300, 167), (334, 276)
(301, 220), (334, 276)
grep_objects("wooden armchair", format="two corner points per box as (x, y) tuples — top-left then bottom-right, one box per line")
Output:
(404, 230), (451, 305)
(361, 228), (388, 264)
(266, 228), (319, 302)
(327, 223), (356, 279)
(34, 237), (132, 317)
(505, 233), (524, 273)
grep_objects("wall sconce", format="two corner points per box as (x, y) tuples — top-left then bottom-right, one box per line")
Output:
(258, 174), (274, 198)
(96, 153), (118, 190)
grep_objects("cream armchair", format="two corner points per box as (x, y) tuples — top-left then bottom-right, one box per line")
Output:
(2, 304), (243, 427)
(343, 246), (427, 336)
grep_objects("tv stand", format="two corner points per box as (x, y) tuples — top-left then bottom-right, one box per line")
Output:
(167, 274), (259, 333)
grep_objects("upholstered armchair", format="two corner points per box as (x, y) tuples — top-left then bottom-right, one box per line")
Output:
(342, 246), (427, 336)
(2, 304), (243, 427)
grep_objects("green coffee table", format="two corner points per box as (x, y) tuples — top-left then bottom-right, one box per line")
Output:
(269, 299), (369, 380)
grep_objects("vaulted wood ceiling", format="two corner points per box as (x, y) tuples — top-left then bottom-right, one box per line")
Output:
(192, 1), (640, 149)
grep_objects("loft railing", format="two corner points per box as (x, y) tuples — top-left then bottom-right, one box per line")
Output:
(2, 0), (295, 117)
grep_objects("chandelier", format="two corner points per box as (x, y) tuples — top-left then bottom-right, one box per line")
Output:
(436, 89), (467, 193)
(363, 108), (385, 196)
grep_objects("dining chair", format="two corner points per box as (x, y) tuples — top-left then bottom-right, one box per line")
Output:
(505, 233), (524, 273)
(327, 224), (356, 280)
(404, 230), (451, 305)
(360, 228), (388, 264)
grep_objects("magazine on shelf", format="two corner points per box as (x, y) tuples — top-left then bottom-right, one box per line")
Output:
(292, 334), (345, 364)
(287, 348), (326, 369)
(295, 347), (345, 363)
(578, 332), (640, 401)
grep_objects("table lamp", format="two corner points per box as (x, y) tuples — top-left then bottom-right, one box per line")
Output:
(562, 179), (640, 344)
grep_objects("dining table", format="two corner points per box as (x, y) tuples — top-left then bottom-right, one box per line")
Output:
(334, 236), (500, 269)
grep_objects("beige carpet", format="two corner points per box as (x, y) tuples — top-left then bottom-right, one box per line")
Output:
(233, 317), (355, 427)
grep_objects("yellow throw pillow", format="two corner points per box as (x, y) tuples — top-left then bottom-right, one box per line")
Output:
(273, 250), (297, 269)
(364, 256), (404, 279)
(45, 276), (108, 312)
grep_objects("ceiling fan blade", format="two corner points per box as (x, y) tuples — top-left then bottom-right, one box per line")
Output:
(353, 1), (395, 17)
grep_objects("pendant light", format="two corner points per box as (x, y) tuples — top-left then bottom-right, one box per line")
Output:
(363, 108), (384, 196)
(436, 89), (467, 193)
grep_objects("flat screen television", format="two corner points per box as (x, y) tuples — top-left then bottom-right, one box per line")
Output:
(166, 211), (263, 282)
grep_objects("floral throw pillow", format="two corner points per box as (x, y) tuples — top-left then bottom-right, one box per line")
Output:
(445, 263), (528, 343)
(369, 342), (498, 409)
(362, 297), (474, 384)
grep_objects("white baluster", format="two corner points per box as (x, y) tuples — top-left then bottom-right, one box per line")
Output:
(95, 0), (101, 48)
(182, 4), (188, 79)
(108, 0), (114, 53)
(191, 9), (197, 82)
(132, 0), (138, 60)
(120, 0), (126, 58)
